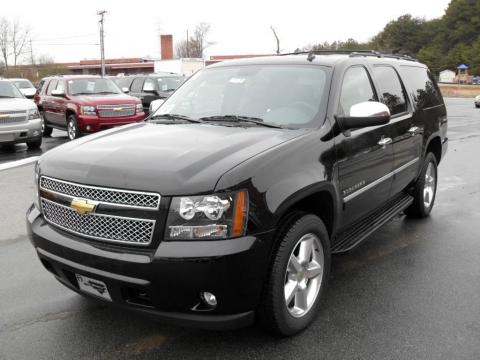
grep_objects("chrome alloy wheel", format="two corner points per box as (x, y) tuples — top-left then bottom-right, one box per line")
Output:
(284, 233), (324, 318)
(423, 162), (436, 209)
(67, 119), (76, 140)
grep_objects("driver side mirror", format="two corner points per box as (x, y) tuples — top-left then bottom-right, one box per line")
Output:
(335, 101), (390, 131)
(51, 89), (65, 97)
(122, 87), (130, 93)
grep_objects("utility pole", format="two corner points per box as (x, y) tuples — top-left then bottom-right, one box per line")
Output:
(186, 30), (189, 58)
(97, 10), (106, 77)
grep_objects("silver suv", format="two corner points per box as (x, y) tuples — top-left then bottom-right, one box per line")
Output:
(0, 80), (42, 149)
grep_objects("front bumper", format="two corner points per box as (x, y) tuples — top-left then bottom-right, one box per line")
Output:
(77, 113), (145, 133)
(27, 205), (272, 330)
(0, 118), (42, 144)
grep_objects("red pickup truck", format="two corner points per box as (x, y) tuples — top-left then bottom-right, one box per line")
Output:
(35, 75), (145, 140)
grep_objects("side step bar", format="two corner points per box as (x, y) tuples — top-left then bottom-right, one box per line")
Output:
(332, 193), (414, 254)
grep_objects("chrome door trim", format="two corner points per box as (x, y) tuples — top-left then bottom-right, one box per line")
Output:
(343, 157), (419, 203)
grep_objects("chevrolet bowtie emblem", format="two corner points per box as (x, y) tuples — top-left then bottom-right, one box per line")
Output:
(70, 198), (98, 215)
(113, 107), (122, 111)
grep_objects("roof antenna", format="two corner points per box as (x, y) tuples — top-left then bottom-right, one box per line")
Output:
(307, 51), (316, 62)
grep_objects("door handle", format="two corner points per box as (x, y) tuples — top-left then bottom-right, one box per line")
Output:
(378, 137), (392, 147)
(408, 126), (420, 136)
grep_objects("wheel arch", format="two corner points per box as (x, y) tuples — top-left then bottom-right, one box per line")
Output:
(274, 183), (338, 239)
(425, 136), (442, 165)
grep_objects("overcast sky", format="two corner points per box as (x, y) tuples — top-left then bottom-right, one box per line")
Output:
(6, 0), (451, 63)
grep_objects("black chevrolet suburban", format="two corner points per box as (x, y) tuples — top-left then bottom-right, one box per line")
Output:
(27, 51), (448, 336)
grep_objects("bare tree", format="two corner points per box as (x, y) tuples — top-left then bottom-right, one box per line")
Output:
(270, 26), (281, 54)
(0, 18), (9, 70)
(11, 20), (30, 66)
(176, 22), (213, 58)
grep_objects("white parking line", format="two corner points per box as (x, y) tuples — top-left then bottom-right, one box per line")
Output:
(0, 156), (39, 171)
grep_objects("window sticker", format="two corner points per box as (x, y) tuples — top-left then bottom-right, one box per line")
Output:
(86, 82), (95, 92)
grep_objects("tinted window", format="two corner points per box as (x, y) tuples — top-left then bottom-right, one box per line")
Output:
(111, 77), (134, 89)
(157, 76), (184, 92)
(131, 77), (144, 93)
(46, 80), (58, 95)
(339, 67), (377, 116)
(399, 66), (443, 109)
(372, 66), (407, 115)
(155, 65), (329, 128)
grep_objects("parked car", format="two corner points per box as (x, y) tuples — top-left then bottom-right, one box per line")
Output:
(0, 79), (42, 149)
(108, 75), (134, 93)
(27, 52), (448, 336)
(8, 78), (37, 99)
(475, 95), (480, 108)
(122, 73), (185, 115)
(34, 75), (145, 140)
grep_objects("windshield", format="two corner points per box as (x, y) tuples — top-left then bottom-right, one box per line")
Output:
(153, 65), (329, 128)
(0, 81), (24, 98)
(157, 76), (184, 92)
(111, 77), (133, 89)
(12, 79), (35, 89)
(68, 78), (122, 95)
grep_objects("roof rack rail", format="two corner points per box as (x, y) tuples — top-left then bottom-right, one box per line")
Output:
(279, 50), (418, 62)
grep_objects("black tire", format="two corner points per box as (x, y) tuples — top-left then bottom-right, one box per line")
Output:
(258, 213), (331, 336)
(41, 112), (53, 137)
(405, 152), (438, 218)
(67, 114), (81, 140)
(27, 137), (42, 150)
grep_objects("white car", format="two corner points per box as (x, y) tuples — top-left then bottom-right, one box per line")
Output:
(0, 80), (42, 149)
(475, 95), (480, 108)
(8, 78), (37, 99)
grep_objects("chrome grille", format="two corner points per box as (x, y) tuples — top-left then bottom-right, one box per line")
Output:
(41, 199), (155, 245)
(40, 176), (160, 209)
(0, 110), (27, 124)
(97, 104), (135, 118)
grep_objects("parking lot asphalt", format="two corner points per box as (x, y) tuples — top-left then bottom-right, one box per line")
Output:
(0, 98), (479, 359)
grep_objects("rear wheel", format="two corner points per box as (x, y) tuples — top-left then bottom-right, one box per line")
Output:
(67, 114), (81, 140)
(405, 152), (438, 218)
(258, 214), (330, 336)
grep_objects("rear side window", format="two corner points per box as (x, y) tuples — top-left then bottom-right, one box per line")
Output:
(399, 66), (443, 109)
(339, 66), (377, 116)
(372, 66), (407, 116)
(130, 77), (144, 93)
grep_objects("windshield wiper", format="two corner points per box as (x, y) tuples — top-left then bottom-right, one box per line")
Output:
(149, 113), (203, 124)
(0, 95), (16, 98)
(199, 115), (283, 129)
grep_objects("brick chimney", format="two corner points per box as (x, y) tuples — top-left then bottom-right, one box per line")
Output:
(160, 35), (173, 60)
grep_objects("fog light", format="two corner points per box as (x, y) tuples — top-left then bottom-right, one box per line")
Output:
(201, 292), (217, 307)
(86, 125), (91, 131)
(33, 130), (39, 136)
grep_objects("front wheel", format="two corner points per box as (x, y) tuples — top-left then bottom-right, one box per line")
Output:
(258, 214), (331, 336)
(405, 152), (438, 218)
(67, 114), (81, 140)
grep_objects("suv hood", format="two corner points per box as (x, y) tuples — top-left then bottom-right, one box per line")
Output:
(40, 123), (305, 195)
(0, 97), (36, 111)
(70, 93), (140, 105)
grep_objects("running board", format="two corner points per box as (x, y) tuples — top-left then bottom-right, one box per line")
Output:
(332, 193), (414, 254)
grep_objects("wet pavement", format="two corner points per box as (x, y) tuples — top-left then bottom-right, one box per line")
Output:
(0, 98), (479, 359)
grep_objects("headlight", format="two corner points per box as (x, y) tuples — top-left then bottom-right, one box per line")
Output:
(27, 108), (40, 120)
(166, 190), (248, 240)
(136, 103), (143, 113)
(33, 162), (40, 210)
(81, 105), (96, 116)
